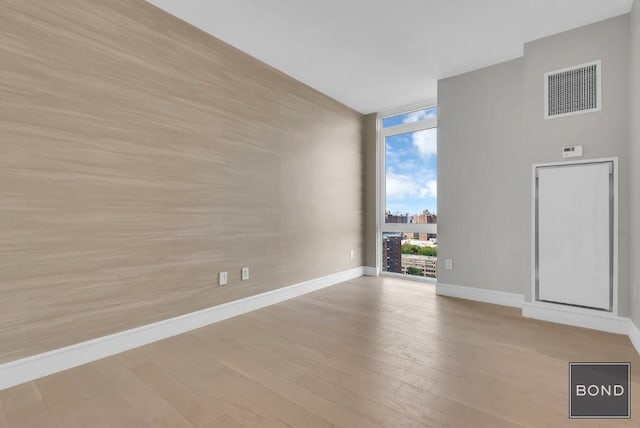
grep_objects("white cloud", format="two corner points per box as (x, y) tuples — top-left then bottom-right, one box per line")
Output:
(420, 180), (437, 198)
(403, 109), (437, 124)
(387, 173), (437, 200)
(399, 160), (417, 170)
(386, 173), (415, 199)
(412, 128), (437, 158)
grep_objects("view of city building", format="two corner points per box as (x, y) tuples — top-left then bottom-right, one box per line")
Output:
(382, 208), (437, 279)
(402, 254), (437, 278)
(385, 213), (409, 223)
(413, 209), (437, 241)
(384, 209), (436, 225)
(382, 233), (403, 273)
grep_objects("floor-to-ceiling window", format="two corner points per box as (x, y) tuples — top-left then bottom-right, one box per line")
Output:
(379, 105), (437, 280)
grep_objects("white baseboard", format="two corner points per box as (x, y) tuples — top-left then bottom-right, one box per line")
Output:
(626, 319), (640, 355)
(438, 285), (640, 355)
(363, 266), (378, 276)
(522, 302), (629, 335)
(436, 283), (524, 308)
(0, 266), (365, 391)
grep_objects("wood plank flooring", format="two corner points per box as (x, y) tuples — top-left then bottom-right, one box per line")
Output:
(1, 276), (639, 427)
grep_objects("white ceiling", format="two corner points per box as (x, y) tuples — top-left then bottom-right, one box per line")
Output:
(146, 0), (633, 114)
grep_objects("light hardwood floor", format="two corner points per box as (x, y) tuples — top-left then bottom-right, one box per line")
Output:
(1, 276), (639, 427)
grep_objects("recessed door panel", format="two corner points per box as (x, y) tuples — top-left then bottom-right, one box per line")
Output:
(537, 162), (611, 310)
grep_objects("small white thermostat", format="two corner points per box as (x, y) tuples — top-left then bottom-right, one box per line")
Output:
(562, 145), (583, 158)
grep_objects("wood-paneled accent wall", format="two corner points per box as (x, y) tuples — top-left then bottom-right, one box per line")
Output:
(0, 0), (363, 363)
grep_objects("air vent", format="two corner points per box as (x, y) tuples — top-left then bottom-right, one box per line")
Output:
(544, 60), (601, 119)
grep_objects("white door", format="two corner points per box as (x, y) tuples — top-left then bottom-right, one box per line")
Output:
(536, 162), (612, 310)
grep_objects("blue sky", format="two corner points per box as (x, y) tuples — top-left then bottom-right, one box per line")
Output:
(385, 110), (437, 215)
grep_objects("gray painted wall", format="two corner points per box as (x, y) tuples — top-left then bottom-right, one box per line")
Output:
(630, 0), (640, 327)
(437, 58), (527, 293)
(524, 15), (630, 313)
(437, 15), (631, 314)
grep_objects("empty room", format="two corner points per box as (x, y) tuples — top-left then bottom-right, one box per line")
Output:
(1, 0), (640, 426)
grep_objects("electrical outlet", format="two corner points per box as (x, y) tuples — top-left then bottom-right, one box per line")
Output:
(219, 271), (228, 285)
(445, 259), (453, 270)
(241, 267), (249, 281)
(350, 249), (355, 260)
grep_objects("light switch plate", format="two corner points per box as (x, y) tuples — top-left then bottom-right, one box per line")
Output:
(219, 272), (228, 285)
(241, 267), (249, 281)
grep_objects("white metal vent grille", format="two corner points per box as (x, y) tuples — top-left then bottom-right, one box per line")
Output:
(544, 60), (601, 119)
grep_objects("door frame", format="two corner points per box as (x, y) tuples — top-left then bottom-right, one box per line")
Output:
(530, 157), (618, 315)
